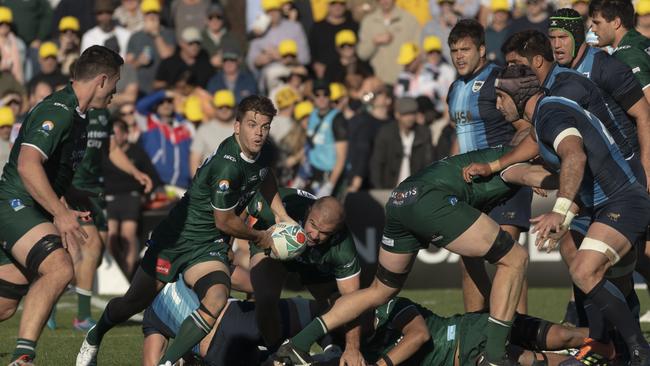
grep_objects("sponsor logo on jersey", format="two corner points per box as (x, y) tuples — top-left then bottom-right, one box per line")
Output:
(502, 211), (516, 220)
(607, 212), (621, 222)
(53, 102), (69, 111)
(223, 154), (236, 162)
(472, 80), (484, 92)
(381, 235), (395, 246)
(581, 72), (591, 78)
(98, 114), (108, 126)
(9, 199), (24, 211)
(389, 187), (418, 206)
(218, 180), (230, 191)
(41, 121), (54, 131)
(448, 196), (458, 206)
(155, 257), (171, 275)
(633, 66), (641, 74)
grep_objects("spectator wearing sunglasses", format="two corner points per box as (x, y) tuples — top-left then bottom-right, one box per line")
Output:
(200, 4), (242, 69)
(324, 29), (374, 86)
(154, 26), (214, 90)
(81, 0), (132, 58)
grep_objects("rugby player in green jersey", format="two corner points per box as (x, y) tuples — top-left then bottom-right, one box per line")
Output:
(77, 95), (296, 366)
(48, 108), (152, 331)
(246, 188), (364, 365)
(271, 147), (562, 366)
(0, 45), (123, 366)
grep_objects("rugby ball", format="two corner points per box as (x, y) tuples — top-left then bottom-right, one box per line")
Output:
(270, 222), (307, 260)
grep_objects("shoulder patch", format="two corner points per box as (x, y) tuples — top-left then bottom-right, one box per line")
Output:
(41, 121), (55, 131)
(218, 180), (230, 191)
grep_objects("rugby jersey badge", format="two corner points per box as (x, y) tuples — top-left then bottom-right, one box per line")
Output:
(472, 81), (484, 92)
(218, 180), (230, 191)
(41, 121), (54, 131)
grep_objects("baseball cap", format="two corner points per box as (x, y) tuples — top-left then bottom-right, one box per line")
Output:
(395, 97), (418, 114)
(184, 95), (204, 122)
(397, 42), (419, 65)
(422, 36), (442, 53)
(141, 0), (162, 13)
(181, 27), (202, 43)
(491, 0), (511, 11)
(638, 0), (650, 15)
(262, 0), (283, 11)
(95, 0), (115, 13)
(278, 39), (298, 57)
(329, 83), (347, 101)
(0, 106), (14, 127)
(294, 101), (314, 120)
(207, 3), (224, 16)
(39, 42), (59, 59)
(59, 16), (80, 32)
(0, 7), (12, 23)
(335, 29), (357, 47)
(213, 90), (236, 108)
(275, 87), (299, 109)
(222, 46), (241, 60)
(312, 80), (330, 95)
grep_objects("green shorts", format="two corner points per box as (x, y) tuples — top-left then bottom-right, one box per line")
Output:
(141, 237), (230, 283)
(249, 242), (335, 285)
(65, 187), (107, 231)
(457, 313), (490, 366)
(381, 188), (482, 253)
(0, 248), (13, 266)
(0, 199), (50, 254)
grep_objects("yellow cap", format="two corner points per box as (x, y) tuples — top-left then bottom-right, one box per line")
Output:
(293, 101), (314, 120)
(39, 42), (59, 59)
(213, 90), (236, 108)
(0, 7), (12, 24)
(262, 0), (282, 11)
(184, 95), (204, 122)
(59, 16), (80, 32)
(638, 0), (650, 15)
(329, 82), (347, 101)
(278, 39), (298, 57)
(397, 42), (419, 65)
(335, 29), (357, 47)
(422, 36), (442, 53)
(0, 106), (14, 127)
(328, 0), (347, 3)
(141, 0), (162, 13)
(491, 0), (511, 11)
(275, 87), (299, 109)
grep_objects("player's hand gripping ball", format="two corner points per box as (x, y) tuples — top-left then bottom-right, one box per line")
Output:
(270, 222), (307, 260)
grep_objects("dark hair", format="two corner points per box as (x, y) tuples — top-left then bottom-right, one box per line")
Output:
(112, 118), (128, 133)
(448, 19), (485, 48)
(589, 0), (635, 29)
(73, 45), (124, 81)
(236, 95), (277, 122)
(501, 30), (554, 62)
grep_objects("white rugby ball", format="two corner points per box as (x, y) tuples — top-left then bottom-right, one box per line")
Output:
(270, 222), (308, 260)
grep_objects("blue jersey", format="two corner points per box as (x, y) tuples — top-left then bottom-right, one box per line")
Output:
(534, 96), (637, 207)
(573, 46), (642, 154)
(447, 63), (515, 153)
(542, 63), (635, 158)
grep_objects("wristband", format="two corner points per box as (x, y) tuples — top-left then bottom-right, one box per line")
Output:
(488, 160), (502, 173)
(382, 354), (394, 366)
(561, 210), (576, 230)
(552, 197), (572, 216)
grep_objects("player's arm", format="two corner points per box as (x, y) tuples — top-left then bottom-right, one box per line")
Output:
(213, 208), (272, 249)
(377, 306), (430, 366)
(625, 98), (650, 191)
(510, 119), (533, 146)
(336, 273), (364, 366)
(108, 138), (153, 193)
(500, 163), (558, 189)
(462, 131), (539, 182)
(260, 170), (294, 224)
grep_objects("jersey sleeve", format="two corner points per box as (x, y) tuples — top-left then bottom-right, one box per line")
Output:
(21, 103), (73, 159)
(332, 114), (348, 142)
(596, 54), (644, 111)
(617, 49), (650, 90)
(536, 104), (581, 152)
(209, 157), (244, 211)
(331, 228), (361, 280)
(374, 297), (418, 330)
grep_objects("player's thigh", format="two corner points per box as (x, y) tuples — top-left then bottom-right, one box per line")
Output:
(249, 252), (287, 298)
(572, 222), (635, 279)
(0, 261), (28, 320)
(184, 260), (231, 306)
(10, 222), (69, 273)
(445, 213), (501, 258)
(142, 333), (168, 366)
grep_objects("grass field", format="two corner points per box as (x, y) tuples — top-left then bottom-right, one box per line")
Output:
(2, 288), (650, 365)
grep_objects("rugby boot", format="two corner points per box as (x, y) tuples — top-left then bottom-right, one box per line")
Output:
(7, 355), (34, 366)
(46, 307), (56, 330)
(558, 338), (615, 366)
(270, 339), (314, 366)
(477, 353), (520, 366)
(73, 317), (97, 332)
(76, 331), (98, 366)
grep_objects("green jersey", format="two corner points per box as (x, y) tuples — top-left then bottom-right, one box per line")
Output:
(151, 135), (273, 247)
(72, 108), (112, 193)
(247, 187), (361, 280)
(613, 29), (650, 89)
(397, 146), (515, 212)
(366, 297), (489, 366)
(0, 84), (88, 206)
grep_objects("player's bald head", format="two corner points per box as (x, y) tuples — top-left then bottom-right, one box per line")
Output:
(311, 197), (345, 229)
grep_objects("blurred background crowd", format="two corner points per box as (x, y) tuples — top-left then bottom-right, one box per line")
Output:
(2, 0), (650, 269)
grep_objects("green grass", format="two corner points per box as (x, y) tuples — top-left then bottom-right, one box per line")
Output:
(2, 288), (650, 365)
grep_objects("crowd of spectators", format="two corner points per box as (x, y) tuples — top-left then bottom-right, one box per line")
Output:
(2, 0), (649, 234)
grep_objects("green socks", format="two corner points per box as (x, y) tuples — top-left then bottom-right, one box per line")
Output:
(87, 308), (115, 346)
(485, 316), (513, 363)
(77, 287), (92, 320)
(159, 310), (211, 364)
(291, 316), (329, 353)
(12, 338), (36, 361)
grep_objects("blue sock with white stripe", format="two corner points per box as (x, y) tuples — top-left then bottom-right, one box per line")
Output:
(12, 338), (36, 361)
(159, 310), (212, 364)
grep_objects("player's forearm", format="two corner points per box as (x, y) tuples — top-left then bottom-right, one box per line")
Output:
(630, 102), (650, 173)
(557, 151), (585, 201)
(502, 163), (559, 189)
(329, 142), (348, 185)
(344, 324), (362, 351)
(109, 140), (139, 176)
(18, 157), (67, 217)
(380, 332), (428, 366)
(214, 211), (264, 242)
(261, 172), (290, 222)
(495, 132), (539, 170)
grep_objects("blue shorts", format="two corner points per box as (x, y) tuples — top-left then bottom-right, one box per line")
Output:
(142, 307), (175, 339)
(489, 186), (532, 231)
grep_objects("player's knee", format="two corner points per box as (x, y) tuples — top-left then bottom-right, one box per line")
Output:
(193, 271), (230, 317)
(25, 234), (68, 275)
(484, 229), (525, 267)
(0, 301), (17, 321)
(569, 258), (600, 289)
